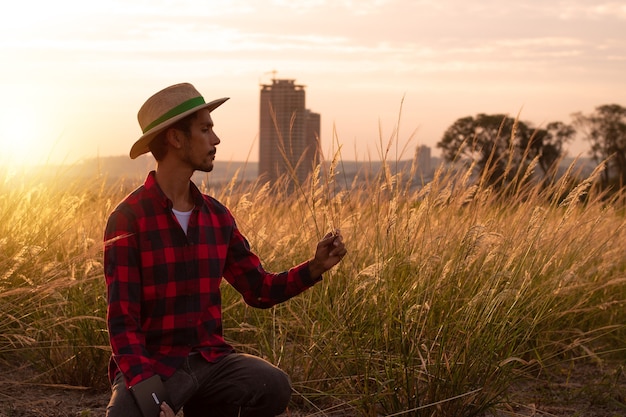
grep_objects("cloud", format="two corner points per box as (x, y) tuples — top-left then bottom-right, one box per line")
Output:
(555, 1), (626, 20)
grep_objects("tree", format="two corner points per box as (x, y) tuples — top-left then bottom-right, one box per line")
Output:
(437, 114), (573, 188)
(523, 121), (576, 175)
(572, 104), (626, 188)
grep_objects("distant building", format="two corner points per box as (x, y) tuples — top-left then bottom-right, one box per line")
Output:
(303, 109), (321, 170)
(415, 145), (432, 176)
(259, 78), (320, 185)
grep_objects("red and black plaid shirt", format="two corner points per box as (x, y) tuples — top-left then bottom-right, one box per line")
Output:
(104, 171), (320, 388)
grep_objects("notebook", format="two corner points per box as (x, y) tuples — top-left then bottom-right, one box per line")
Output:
(129, 374), (172, 417)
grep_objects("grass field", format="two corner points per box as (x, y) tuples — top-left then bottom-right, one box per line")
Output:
(0, 151), (625, 416)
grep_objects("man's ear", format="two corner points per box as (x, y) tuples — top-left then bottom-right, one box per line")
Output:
(165, 128), (183, 149)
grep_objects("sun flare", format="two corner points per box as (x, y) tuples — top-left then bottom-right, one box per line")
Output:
(0, 99), (58, 167)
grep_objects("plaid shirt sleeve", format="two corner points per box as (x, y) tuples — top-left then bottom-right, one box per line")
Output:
(216, 202), (322, 308)
(104, 205), (155, 388)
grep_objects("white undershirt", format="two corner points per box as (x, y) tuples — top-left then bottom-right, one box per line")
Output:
(172, 208), (193, 235)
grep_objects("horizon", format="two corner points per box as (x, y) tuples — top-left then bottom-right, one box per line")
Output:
(1, 0), (624, 167)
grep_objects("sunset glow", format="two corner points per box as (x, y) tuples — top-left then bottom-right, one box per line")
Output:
(0, 89), (62, 166)
(1, 0), (625, 166)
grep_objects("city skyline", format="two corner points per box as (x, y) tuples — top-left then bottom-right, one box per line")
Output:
(1, 0), (624, 167)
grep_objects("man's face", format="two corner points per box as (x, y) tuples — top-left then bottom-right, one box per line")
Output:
(180, 108), (220, 172)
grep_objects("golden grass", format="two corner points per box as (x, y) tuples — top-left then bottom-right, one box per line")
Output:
(0, 152), (625, 416)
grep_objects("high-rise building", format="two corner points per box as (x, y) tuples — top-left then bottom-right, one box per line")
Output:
(259, 78), (320, 185)
(415, 145), (432, 176)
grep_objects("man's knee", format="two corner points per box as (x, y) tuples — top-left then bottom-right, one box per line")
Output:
(210, 354), (292, 416)
(262, 364), (292, 413)
(248, 354), (291, 400)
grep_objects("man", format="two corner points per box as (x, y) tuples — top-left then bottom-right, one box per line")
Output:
(104, 83), (347, 417)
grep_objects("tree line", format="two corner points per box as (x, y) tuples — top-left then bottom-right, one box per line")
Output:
(436, 104), (626, 191)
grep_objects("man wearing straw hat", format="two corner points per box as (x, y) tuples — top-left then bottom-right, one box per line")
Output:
(103, 83), (347, 417)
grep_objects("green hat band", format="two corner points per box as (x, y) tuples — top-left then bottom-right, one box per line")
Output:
(142, 96), (206, 133)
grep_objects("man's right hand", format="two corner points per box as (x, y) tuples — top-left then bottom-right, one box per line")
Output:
(160, 402), (176, 417)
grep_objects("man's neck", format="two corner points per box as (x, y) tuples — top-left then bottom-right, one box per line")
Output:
(154, 163), (195, 211)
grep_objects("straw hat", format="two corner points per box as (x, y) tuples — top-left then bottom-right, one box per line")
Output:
(130, 83), (229, 159)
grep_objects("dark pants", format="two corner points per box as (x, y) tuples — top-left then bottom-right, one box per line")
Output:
(106, 353), (292, 417)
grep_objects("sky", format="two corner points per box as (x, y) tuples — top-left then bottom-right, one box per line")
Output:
(1, 0), (625, 166)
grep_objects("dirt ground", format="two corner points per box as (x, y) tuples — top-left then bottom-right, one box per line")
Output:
(0, 361), (624, 417)
(488, 359), (626, 417)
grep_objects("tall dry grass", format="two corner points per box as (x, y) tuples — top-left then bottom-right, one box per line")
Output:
(0, 166), (116, 388)
(0, 147), (625, 416)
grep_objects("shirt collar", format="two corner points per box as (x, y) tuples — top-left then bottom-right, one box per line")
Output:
(144, 171), (205, 210)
